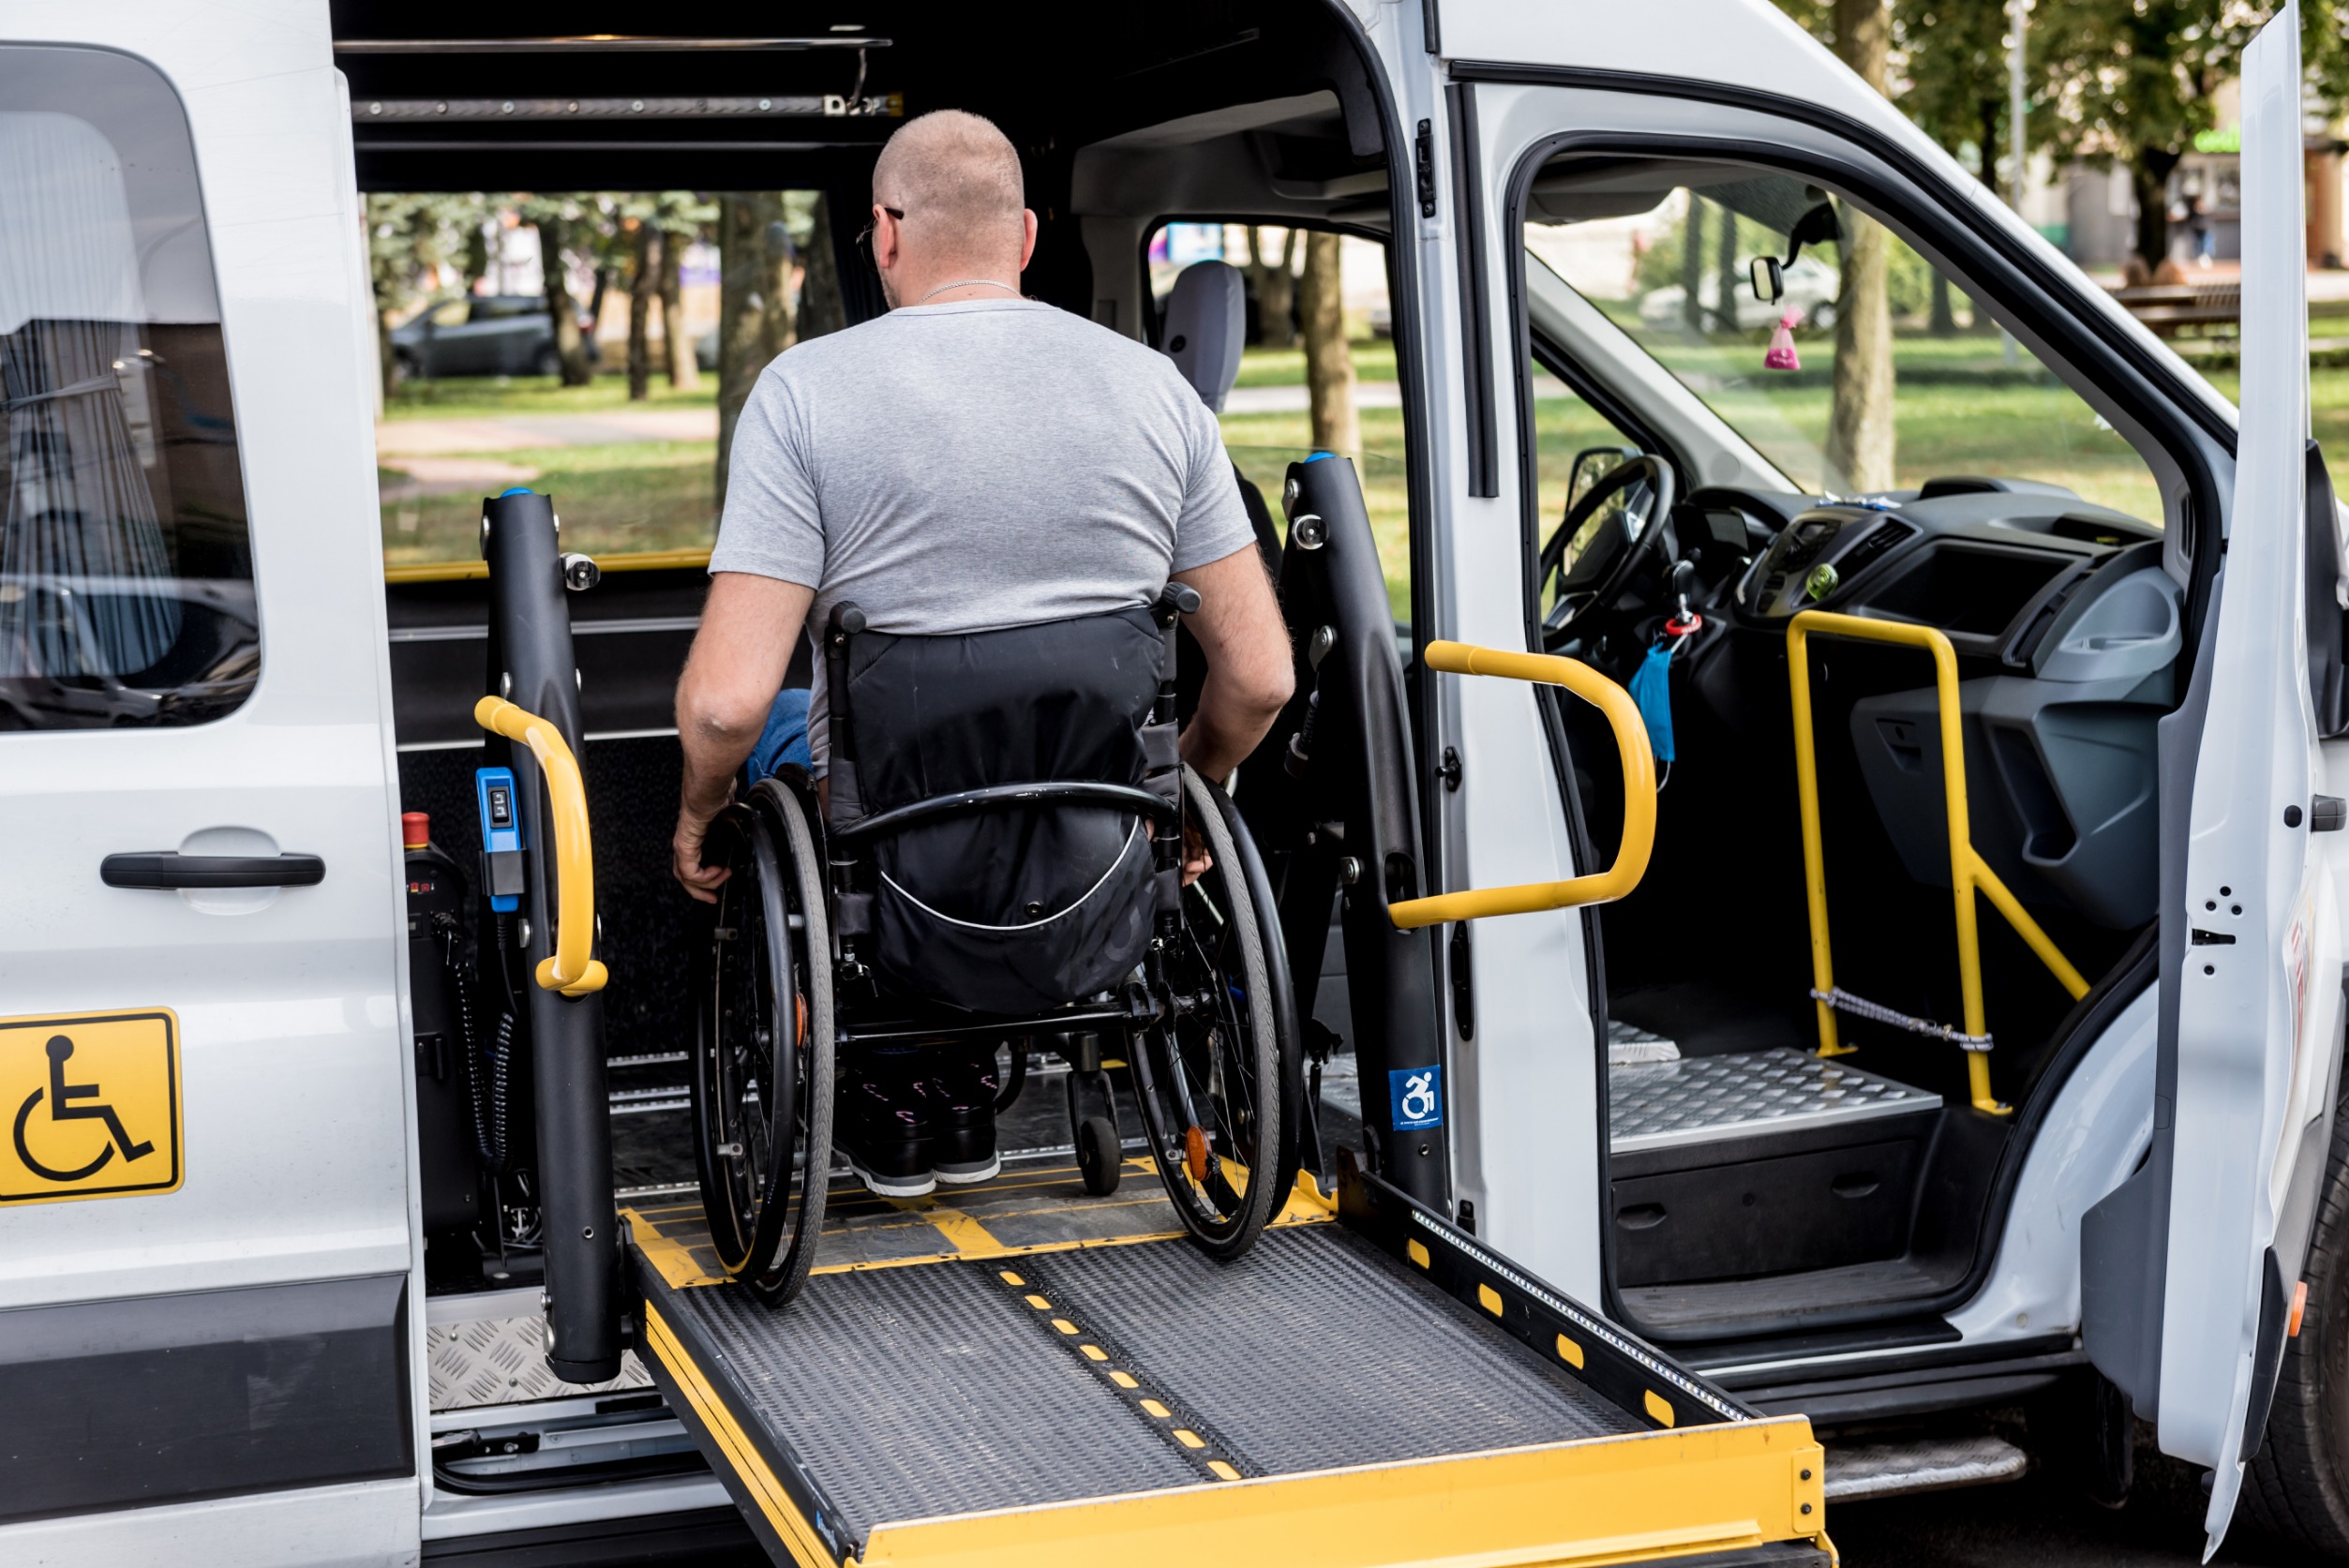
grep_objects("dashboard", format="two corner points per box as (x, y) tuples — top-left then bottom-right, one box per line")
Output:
(1696, 479), (2163, 663)
(1666, 477), (2177, 930)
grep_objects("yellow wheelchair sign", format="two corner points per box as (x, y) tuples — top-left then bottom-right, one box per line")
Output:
(0, 1010), (182, 1204)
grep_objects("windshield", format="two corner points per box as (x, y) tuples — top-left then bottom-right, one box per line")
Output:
(1523, 163), (2160, 523)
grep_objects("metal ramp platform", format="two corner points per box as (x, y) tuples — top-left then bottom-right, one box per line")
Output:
(624, 1156), (1833, 1568)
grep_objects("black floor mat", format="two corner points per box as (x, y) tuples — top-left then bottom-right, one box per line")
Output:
(652, 1224), (1639, 1546)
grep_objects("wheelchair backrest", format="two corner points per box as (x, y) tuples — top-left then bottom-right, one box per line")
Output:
(821, 602), (1186, 1017)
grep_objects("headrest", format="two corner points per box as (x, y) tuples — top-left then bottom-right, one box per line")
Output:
(1162, 261), (1245, 413)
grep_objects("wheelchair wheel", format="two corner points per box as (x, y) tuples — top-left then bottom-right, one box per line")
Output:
(1130, 766), (1293, 1260)
(691, 776), (835, 1307)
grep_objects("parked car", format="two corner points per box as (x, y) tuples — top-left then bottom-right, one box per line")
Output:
(388, 294), (599, 381)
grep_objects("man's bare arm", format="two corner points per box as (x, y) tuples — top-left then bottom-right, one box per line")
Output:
(1174, 545), (1294, 784)
(672, 572), (816, 902)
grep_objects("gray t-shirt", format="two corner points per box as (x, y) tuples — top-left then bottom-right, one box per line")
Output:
(709, 296), (1257, 766)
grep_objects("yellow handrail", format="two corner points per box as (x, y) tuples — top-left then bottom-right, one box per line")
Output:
(1787, 611), (2086, 1113)
(473, 695), (608, 996)
(1387, 641), (1656, 931)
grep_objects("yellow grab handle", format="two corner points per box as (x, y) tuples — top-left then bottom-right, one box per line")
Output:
(473, 695), (608, 995)
(1787, 610), (2084, 1114)
(1386, 640), (1656, 931)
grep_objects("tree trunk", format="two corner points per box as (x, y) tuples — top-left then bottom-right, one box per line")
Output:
(627, 225), (656, 401)
(658, 226), (699, 390)
(1825, 0), (1895, 492)
(2131, 146), (2183, 273)
(1298, 230), (1357, 456)
(716, 195), (798, 513)
(586, 266), (610, 346)
(1246, 226), (1300, 348)
(1827, 209), (1896, 491)
(1928, 271), (1956, 336)
(798, 195), (846, 341)
(1681, 197), (1707, 332)
(376, 301), (397, 404)
(1977, 101), (2004, 200)
(535, 217), (594, 386)
(1715, 200), (1743, 333)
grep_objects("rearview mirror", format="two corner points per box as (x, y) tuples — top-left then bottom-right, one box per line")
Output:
(1749, 255), (1784, 305)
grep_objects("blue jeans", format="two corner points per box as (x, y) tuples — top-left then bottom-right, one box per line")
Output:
(743, 687), (813, 784)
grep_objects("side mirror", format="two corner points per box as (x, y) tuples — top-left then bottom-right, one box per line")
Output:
(1749, 255), (1784, 306)
(1568, 445), (1639, 507)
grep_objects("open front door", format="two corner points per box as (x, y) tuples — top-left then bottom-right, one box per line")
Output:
(2165, 4), (2347, 1547)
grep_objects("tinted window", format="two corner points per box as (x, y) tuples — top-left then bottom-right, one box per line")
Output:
(0, 46), (256, 729)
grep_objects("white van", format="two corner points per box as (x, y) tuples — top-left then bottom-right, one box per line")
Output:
(0, 2), (2336, 1564)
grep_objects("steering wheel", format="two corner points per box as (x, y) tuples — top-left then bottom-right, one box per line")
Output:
(1539, 454), (1679, 645)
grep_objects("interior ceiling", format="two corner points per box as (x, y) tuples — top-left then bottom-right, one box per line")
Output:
(328, 1), (1372, 196)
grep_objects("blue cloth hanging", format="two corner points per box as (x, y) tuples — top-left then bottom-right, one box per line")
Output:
(1628, 640), (1676, 765)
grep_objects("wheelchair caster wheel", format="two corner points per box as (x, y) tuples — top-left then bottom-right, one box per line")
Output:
(1076, 1115), (1121, 1196)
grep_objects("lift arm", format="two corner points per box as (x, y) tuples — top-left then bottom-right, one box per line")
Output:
(1786, 610), (2087, 1113)
(1387, 641), (1655, 931)
(474, 694), (607, 995)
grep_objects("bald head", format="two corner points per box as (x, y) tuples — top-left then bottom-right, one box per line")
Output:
(872, 110), (1027, 284)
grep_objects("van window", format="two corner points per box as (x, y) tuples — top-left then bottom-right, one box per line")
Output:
(1522, 165), (2162, 523)
(1150, 222), (1412, 621)
(0, 46), (257, 730)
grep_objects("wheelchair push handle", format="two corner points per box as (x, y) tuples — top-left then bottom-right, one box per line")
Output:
(1153, 581), (1202, 626)
(473, 695), (609, 996)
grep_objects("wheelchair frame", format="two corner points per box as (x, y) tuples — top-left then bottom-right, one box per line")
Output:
(691, 585), (1303, 1303)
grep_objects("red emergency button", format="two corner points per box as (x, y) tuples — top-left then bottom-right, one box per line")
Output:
(401, 811), (431, 851)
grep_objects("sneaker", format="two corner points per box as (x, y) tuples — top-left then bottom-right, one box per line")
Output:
(843, 1047), (935, 1198)
(929, 1046), (1002, 1186)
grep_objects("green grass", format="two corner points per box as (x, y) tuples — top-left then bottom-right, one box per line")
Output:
(1233, 339), (1397, 388)
(382, 372), (715, 421)
(382, 441), (714, 565)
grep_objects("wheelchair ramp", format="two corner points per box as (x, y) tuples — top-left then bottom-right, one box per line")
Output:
(626, 1160), (1833, 1568)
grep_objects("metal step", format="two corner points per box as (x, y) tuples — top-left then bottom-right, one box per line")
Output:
(1824, 1433), (2030, 1501)
(1610, 1047), (1940, 1154)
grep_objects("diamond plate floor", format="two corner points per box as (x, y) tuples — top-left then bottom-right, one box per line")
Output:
(1608, 1047), (1939, 1155)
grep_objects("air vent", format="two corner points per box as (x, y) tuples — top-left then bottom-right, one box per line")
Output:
(1835, 519), (1915, 578)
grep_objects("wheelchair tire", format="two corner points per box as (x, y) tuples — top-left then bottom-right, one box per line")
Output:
(690, 775), (835, 1307)
(1129, 766), (1294, 1260)
(1076, 1114), (1121, 1197)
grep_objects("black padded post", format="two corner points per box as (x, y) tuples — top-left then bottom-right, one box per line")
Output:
(1275, 457), (1447, 1214)
(481, 487), (619, 1383)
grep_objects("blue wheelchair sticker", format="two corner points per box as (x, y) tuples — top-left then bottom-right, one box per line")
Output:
(1389, 1066), (1444, 1131)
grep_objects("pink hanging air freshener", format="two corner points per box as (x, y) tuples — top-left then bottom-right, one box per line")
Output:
(1764, 308), (1802, 371)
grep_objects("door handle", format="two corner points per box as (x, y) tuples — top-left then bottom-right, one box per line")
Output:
(101, 853), (326, 890)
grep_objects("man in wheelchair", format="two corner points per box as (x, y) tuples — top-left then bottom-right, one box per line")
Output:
(669, 109), (1294, 1294)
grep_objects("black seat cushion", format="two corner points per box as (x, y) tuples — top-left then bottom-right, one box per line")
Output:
(835, 607), (1166, 1015)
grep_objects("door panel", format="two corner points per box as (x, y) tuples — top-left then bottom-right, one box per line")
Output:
(2164, 6), (2342, 1546)
(0, 11), (415, 1562)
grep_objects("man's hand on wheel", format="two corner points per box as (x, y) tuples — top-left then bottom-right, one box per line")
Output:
(673, 810), (731, 903)
(1181, 816), (1212, 888)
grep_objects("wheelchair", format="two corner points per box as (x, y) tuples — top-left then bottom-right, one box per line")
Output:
(689, 585), (1303, 1307)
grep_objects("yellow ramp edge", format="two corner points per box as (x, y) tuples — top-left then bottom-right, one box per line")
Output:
(850, 1417), (1827, 1568)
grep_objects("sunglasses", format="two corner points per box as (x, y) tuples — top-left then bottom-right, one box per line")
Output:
(855, 206), (905, 268)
